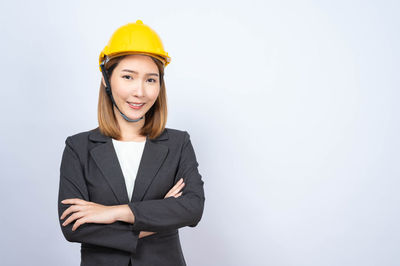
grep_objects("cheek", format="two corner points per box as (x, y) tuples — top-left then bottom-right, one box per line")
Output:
(112, 81), (130, 99)
(147, 87), (160, 101)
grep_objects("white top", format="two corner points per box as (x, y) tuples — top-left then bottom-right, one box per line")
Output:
(112, 138), (146, 201)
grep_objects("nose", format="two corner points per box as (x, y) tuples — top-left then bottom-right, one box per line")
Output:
(132, 79), (145, 97)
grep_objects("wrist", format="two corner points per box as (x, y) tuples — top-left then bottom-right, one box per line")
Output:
(113, 204), (135, 224)
(110, 205), (122, 222)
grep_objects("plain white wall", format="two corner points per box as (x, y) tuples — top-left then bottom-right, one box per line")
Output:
(0, 0), (399, 265)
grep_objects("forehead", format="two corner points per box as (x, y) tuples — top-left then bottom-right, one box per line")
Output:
(116, 54), (158, 71)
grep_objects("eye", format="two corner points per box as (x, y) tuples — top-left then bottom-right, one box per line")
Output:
(122, 75), (132, 80)
(147, 78), (157, 83)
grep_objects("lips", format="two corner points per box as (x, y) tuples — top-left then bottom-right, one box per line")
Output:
(127, 102), (145, 109)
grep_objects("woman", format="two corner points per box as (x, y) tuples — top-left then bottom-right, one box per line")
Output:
(58, 20), (205, 266)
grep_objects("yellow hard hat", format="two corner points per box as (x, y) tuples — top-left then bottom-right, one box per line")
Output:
(98, 20), (171, 71)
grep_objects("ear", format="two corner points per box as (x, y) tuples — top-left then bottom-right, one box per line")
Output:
(101, 76), (107, 87)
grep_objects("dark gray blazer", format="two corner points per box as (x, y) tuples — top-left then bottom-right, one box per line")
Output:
(57, 127), (205, 266)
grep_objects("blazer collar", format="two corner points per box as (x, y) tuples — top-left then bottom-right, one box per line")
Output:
(88, 127), (169, 204)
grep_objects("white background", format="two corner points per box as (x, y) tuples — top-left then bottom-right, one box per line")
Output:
(0, 0), (399, 265)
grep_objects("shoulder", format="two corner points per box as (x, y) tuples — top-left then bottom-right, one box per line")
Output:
(165, 127), (186, 137)
(164, 127), (191, 143)
(64, 127), (97, 148)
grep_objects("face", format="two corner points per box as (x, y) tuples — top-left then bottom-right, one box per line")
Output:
(105, 54), (161, 121)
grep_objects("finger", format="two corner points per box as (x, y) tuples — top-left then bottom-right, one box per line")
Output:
(174, 192), (183, 198)
(171, 178), (183, 190)
(72, 217), (87, 231)
(172, 182), (185, 195)
(165, 180), (183, 197)
(176, 178), (184, 186)
(178, 182), (185, 189)
(164, 179), (185, 198)
(63, 211), (84, 226)
(61, 198), (87, 205)
(60, 205), (83, 220)
(63, 211), (85, 227)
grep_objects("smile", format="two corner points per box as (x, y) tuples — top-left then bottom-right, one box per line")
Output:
(127, 102), (145, 109)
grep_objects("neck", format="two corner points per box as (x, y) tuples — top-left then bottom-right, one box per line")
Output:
(114, 107), (146, 141)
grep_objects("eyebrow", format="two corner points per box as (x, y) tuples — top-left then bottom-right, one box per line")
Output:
(121, 69), (159, 77)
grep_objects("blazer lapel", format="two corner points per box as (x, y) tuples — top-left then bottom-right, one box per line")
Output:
(88, 127), (169, 204)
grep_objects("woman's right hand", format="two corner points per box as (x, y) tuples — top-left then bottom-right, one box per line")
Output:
(138, 178), (185, 239)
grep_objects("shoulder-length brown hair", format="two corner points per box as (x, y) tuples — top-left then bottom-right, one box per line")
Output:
(97, 54), (167, 140)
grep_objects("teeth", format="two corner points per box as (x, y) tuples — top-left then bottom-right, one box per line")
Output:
(129, 103), (144, 106)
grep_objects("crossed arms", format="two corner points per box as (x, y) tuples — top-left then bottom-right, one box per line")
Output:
(57, 132), (205, 254)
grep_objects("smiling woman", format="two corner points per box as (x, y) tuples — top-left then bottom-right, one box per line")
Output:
(57, 20), (205, 266)
(101, 54), (163, 140)
(97, 52), (167, 142)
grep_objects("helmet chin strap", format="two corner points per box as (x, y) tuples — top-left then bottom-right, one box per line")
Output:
(100, 61), (144, 123)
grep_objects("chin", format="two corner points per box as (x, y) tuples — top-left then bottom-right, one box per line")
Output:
(128, 110), (146, 118)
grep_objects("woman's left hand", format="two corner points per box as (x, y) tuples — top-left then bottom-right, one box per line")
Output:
(60, 198), (118, 231)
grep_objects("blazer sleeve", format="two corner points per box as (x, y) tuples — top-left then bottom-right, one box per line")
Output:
(58, 136), (140, 254)
(128, 131), (206, 232)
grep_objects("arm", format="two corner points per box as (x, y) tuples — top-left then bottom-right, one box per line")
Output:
(127, 131), (206, 232)
(113, 178), (185, 224)
(58, 137), (139, 254)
